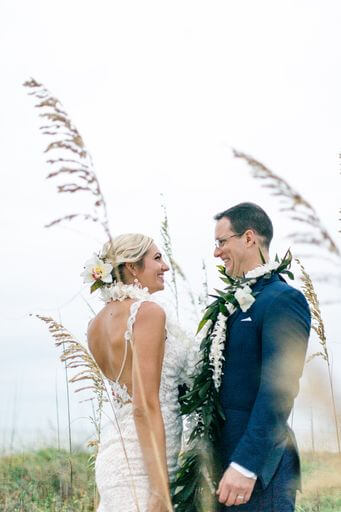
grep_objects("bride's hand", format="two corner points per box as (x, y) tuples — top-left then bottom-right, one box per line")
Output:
(147, 491), (172, 512)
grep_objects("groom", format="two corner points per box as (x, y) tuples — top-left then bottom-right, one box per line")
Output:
(213, 203), (311, 511)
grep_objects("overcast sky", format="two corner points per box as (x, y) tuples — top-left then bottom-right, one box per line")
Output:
(1, 0), (340, 451)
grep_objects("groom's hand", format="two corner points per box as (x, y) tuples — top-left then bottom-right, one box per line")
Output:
(216, 466), (256, 507)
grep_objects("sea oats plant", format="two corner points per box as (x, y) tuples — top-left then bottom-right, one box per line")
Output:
(160, 195), (199, 322)
(23, 78), (111, 242)
(36, 316), (107, 445)
(160, 196), (180, 318)
(295, 260), (340, 453)
(233, 149), (340, 258)
(197, 260), (209, 309)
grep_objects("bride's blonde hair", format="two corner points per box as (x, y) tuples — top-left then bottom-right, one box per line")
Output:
(102, 233), (154, 282)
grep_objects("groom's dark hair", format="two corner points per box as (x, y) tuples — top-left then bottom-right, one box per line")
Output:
(214, 202), (273, 249)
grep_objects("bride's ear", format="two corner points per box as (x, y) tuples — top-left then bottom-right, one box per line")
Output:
(125, 262), (137, 277)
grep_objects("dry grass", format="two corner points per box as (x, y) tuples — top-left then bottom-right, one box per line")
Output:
(1, 449), (340, 511)
(160, 195), (199, 321)
(35, 315), (106, 408)
(0, 448), (96, 512)
(296, 260), (328, 364)
(296, 260), (340, 453)
(233, 149), (340, 258)
(23, 78), (111, 241)
(297, 452), (341, 511)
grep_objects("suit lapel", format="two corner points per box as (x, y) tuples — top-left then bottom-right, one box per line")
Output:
(227, 307), (242, 331)
(227, 274), (281, 331)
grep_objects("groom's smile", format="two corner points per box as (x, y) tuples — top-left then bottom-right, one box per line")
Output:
(214, 217), (246, 277)
(214, 211), (272, 279)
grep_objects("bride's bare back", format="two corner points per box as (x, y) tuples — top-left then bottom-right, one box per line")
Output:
(87, 300), (134, 394)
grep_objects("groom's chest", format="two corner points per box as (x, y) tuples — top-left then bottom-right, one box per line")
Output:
(225, 306), (262, 360)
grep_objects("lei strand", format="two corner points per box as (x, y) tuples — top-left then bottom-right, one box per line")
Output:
(172, 250), (293, 512)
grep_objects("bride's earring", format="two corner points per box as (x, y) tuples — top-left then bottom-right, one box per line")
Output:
(133, 277), (142, 288)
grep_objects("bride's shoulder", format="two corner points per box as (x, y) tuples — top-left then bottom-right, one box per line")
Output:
(134, 300), (166, 324)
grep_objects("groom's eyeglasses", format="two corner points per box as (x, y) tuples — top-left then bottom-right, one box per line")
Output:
(214, 233), (243, 249)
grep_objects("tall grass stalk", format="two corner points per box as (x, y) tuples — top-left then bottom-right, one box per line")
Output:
(310, 407), (315, 455)
(198, 259), (209, 309)
(55, 373), (60, 451)
(160, 195), (199, 321)
(59, 311), (73, 494)
(160, 196), (179, 318)
(290, 406), (294, 430)
(296, 258), (340, 453)
(9, 382), (18, 453)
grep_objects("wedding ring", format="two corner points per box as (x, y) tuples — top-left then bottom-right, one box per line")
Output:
(237, 495), (244, 500)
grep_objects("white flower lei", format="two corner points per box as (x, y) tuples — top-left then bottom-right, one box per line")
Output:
(208, 313), (226, 390)
(245, 260), (280, 279)
(207, 259), (281, 391)
(100, 281), (150, 303)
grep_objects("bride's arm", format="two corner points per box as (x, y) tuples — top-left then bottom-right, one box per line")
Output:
(131, 301), (172, 512)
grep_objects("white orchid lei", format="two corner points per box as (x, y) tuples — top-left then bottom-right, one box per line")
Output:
(206, 259), (287, 391)
(80, 253), (150, 302)
(172, 250), (294, 511)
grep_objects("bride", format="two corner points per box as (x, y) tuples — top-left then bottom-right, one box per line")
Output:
(85, 233), (192, 512)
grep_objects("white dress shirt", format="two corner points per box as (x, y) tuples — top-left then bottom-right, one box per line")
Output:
(230, 462), (257, 479)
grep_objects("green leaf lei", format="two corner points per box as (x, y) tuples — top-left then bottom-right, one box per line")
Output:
(172, 250), (293, 512)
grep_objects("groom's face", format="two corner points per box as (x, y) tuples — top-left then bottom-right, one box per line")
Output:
(214, 217), (246, 277)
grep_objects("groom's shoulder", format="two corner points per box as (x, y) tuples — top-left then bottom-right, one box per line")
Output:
(258, 275), (308, 308)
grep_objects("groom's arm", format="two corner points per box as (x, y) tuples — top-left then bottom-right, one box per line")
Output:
(229, 286), (311, 478)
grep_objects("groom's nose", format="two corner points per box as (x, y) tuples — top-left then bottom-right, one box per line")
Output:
(214, 246), (222, 258)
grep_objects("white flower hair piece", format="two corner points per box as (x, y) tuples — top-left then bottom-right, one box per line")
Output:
(81, 254), (113, 285)
(209, 313), (226, 391)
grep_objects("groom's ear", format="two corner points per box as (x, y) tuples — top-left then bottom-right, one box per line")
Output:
(244, 229), (257, 247)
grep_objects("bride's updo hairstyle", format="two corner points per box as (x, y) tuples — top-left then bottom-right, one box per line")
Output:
(102, 233), (154, 283)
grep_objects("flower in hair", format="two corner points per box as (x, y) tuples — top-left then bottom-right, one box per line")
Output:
(81, 254), (113, 286)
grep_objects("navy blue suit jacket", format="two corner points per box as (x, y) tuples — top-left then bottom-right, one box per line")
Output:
(218, 273), (311, 489)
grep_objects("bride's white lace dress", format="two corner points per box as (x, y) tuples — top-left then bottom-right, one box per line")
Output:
(95, 299), (193, 512)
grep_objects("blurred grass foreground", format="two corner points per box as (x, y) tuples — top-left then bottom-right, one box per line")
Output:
(0, 448), (341, 511)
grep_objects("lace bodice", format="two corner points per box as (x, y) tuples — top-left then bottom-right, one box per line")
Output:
(106, 299), (194, 410)
(96, 298), (196, 511)
(105, 300), (141, 409)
